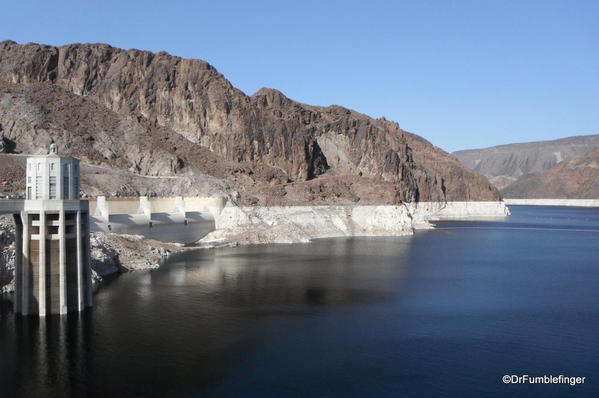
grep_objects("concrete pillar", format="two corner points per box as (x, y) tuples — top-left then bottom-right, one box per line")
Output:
(38, 211), (47, 317)
(76, 210), (84, 311)
(215, 197), (227, 214)
(204, 196), (227, 219)
(84, 212), (92, 308)
(20, 212), (29, 316)
(96, 196), (109, 222)
(138, 196), (152, 218)
(174, 196), (185, 215)
(58, 210), (67, 314)
(13, 213), (23, 314)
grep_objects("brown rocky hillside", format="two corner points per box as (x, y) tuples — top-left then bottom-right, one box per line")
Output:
(0, 40), (500, 203)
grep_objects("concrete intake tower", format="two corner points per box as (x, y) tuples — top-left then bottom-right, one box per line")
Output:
(8, 145), (92, 316)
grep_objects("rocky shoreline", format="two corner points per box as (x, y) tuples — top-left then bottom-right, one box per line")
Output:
(200, 205), (414, 247)
(200, 201), (510, 247)
(0, 201), (510, 294)
(0, 215), (185, 293)
(89, 232), (186, 281)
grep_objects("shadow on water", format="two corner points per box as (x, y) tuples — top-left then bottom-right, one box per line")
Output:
(0, 236), (414, 398)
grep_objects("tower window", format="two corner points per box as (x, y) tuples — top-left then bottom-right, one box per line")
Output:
(74, 177), (79, 197)
(35, 176), (42, 199)
(63, 176), (69, 198)
(49, 176), (57, 199)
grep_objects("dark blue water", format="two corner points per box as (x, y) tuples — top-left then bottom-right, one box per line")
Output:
(1, 205), (598, 397)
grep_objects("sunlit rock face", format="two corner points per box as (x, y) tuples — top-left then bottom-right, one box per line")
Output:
(200, 205), (414, 246)
(0, 40), (500, 203)
(199, 202), (510, 246)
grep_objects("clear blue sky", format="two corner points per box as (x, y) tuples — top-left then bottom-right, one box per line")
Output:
(1, 0), (597, 152)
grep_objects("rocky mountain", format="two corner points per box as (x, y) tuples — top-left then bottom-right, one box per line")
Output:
(453, 134), (599, 190)
(0, 40), (500, 203)
(501, 148), (599, 199)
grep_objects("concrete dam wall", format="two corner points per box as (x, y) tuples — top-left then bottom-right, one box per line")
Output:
(89, 196), (225, 244)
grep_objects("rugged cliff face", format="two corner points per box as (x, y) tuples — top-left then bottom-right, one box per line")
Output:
(501, 148), (599, 199)
(0, 40), (500, 203)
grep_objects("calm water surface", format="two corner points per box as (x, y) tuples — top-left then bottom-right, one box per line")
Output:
(1, 206), (599, 397)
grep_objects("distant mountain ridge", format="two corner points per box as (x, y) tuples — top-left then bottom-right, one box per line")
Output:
(501, 147), (599, 199)
(453, 134), (599, 190)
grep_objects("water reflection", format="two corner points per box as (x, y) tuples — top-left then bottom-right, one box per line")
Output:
(0, 310), (94, 397)
(153, 237), (412, 311)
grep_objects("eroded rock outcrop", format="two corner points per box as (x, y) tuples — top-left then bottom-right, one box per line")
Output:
(90, 232), (183, 273)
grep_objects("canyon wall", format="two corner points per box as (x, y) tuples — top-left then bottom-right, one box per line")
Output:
(0, 40), (500, 204)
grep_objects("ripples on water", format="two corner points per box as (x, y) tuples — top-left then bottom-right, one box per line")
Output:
(1, 206), (599, 397)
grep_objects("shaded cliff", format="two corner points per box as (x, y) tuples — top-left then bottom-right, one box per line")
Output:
(0, 40), (500, 203)
(502, 148), (599, 199)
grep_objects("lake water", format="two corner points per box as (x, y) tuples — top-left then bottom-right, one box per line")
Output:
(1, 206), (599, 397)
